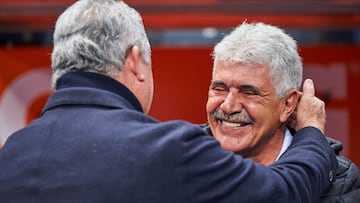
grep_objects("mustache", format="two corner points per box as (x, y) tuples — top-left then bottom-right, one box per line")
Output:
(212, 109), (254, 123)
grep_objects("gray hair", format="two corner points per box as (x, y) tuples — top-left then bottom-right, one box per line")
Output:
(212, 22), (302, 98)
(51, 0), (151, 87)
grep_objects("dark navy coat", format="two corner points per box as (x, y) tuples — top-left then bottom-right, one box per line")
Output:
(0, 72), (336, 203)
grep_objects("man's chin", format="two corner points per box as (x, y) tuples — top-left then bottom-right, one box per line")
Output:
(219, 139), (247, 154)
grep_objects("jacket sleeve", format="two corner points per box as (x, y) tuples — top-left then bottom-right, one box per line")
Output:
(180, 125), (338, 203)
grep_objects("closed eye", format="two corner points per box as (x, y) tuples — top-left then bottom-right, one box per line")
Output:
(210, 80), (228, 92)
(238, 85), (261, 96)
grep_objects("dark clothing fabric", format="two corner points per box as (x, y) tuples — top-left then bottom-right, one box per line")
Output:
(202, 123), (360, 203)
(319, 138), (360, 203)
(0, 72), (337, 203)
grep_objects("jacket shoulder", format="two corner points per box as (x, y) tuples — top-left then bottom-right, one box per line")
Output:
(319, 154), (360, 203)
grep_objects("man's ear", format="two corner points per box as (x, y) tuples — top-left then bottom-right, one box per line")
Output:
(124, 45), (145, 82)
(280, 89), (299, 123)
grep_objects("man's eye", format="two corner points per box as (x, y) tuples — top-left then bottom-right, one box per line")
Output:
(243, 91), (256, 95)
(242, 90), (260, 95)
(212, 87), (226, 92)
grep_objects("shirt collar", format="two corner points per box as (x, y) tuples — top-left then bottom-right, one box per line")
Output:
(275, 127), (294, 161)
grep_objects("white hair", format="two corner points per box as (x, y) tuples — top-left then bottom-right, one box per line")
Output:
(213, 22), (303, 98)
(51, 0), (151, 87)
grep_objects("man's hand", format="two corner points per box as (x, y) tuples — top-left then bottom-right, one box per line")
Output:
(288, 79), (326, 133)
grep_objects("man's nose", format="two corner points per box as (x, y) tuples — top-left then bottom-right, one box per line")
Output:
(219, 91), (243, 114)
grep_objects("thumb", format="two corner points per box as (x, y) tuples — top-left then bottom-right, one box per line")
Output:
(303, 78), (315, 97)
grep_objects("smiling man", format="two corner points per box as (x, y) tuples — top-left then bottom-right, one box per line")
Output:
(203, 22), (360, 202)
(206, 22), (301, 166)
(206, 59), (296, 165)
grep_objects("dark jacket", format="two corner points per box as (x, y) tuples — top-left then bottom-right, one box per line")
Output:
(319, 137), (360, 203)
(0, 72), (336, 203)
(202, 123), (360, 203)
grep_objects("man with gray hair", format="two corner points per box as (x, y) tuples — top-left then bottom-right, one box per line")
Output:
(203, 22), (360, 202)
(0, 1), (337, 202)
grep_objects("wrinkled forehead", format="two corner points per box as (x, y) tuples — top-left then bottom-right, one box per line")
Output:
(213, 59), (269, 77)
(213, 60), (273, 87)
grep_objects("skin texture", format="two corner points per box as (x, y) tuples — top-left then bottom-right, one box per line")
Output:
(113, 46), (154, 114)
(206, 60), (299, 165)
(291, 79), (326, 133)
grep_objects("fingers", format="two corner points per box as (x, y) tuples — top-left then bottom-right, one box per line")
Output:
(302, 78), (315, 97)
(296, 78), (326, 134)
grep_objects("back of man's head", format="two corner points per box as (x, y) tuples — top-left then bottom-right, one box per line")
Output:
(51, 0), (151, 88)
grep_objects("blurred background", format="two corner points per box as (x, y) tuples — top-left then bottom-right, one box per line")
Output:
(0, 0), (359, 165)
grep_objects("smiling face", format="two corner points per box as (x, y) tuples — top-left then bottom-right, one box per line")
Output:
(206, 60), (294, 163)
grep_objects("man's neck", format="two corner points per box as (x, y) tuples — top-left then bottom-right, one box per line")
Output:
(252, 136), (284, 166)
(247, 128), (293, 166)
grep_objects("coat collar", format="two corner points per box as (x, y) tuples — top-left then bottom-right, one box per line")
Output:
(42, 72), (143, 114)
